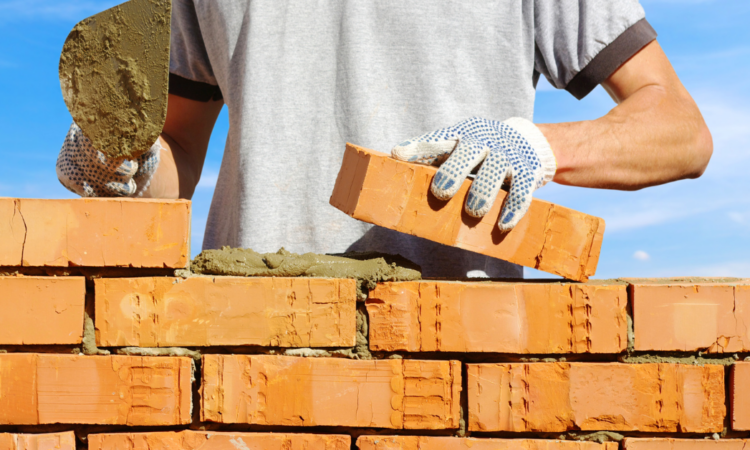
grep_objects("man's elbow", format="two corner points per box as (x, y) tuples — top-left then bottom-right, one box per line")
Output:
(684, 117), (713, 179)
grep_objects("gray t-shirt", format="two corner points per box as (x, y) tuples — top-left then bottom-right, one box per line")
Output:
(168, 0), (655, 278)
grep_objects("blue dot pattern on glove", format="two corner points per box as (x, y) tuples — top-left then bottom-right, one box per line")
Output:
(391, 117), (556, 231)
(56, 122), (160, 198)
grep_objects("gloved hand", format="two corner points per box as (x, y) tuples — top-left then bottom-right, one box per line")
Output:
(56, 122), (160, 197)
(392, 117), (557, 231)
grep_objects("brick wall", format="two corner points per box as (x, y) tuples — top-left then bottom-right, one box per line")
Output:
(0, 197), (748, 449)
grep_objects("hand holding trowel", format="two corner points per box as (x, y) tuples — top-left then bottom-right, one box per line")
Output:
(56, 0), (171, 197)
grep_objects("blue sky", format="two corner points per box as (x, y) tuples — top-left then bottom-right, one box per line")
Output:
(0, 0), (747, 278)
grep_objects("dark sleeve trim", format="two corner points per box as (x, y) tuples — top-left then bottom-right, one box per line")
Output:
(169, 73), (223, 102)
(566, 18), (657, 100)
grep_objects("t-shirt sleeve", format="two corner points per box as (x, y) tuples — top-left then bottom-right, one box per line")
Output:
(534, 0), (657, 100)
(169, 0), (223, 102)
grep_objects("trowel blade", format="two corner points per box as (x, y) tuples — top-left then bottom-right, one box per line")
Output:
(59, 0), (171, 161)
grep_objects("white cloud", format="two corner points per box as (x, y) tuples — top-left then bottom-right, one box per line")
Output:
(728, 211), (746, 224)
(633, 250), (650, 261)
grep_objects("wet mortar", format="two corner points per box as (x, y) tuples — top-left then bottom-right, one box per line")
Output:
(58, 0), (171, 160)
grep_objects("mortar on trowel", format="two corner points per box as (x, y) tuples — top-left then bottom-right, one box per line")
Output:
(59, 0), (171, 161)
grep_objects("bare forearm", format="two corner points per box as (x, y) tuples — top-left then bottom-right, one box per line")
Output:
(538, 42), (713, 191)
(140, 134), (198, 199)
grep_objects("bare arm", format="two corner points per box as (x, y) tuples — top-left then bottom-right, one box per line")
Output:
(537, 41), (713, 190)
(142, 94), (224, 199)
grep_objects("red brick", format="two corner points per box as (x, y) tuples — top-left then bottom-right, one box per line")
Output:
(467, 362), (725, 433)
(632, 279), (750, 352)
(95, 277), (356, 347)
(367, 281), (627, 353)
(0, 432), (75, 450)
(732, 362), (750, 430)
(0, 198), (190, 268)
(0, 276), (84, 345)
(0, 354), (191, 425)
(329, 144), (604, 281)
(356, 436), (617, 450)
(201, 355), (461, 429)
(88, 431), (350, 450)
(623, 439), (750, 449)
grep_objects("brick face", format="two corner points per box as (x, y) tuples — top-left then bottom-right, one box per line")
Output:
(201, 355), (461, 429)
(467, 362), (725, 433)
(623, 439), (750, 449)
(0, 432), (75, 450)
(329, 144), (604, 281)
(95, 277), (356, 347)
(0, 276), (84, 345)
(367, 281), (627, 353)
(632, 280), (750, 352)
(0, 354), (192, 425)
(732, 362), (750, 430)
(356, 436), (617, 450)
(88, 431), (350, 450)
(0, 197), (190, 268)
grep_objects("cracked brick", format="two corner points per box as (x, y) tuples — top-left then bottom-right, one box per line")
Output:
(631, 279), (750, 352)
(0, 198), (190, 268)
(357, 436), (619, 450)
(623, 439), (750, 449)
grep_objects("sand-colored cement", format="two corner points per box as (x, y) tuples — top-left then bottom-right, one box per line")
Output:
(191, 247), (421, 297)
(59, 0), (171, 160)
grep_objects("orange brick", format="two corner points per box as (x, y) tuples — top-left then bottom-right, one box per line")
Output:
(632, 280), (750, 352)
(0, 432), (75, 450)
(367, 281), (627, 353)
(732, 362), (750, 430)
(467, 362), (724, 433)
(356, 436), (617, 450)
(95, 277), (356, 347)
(201, 355), (461, 429)
(0, 276), (84, 345)
(0, 198), (190, 268)
(0, 354), (191, 425)
(329, 144), (604, 281)
(623, 439), (750, 449)
(88, 431), (350, 450)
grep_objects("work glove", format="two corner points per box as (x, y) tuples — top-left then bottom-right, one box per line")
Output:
(392, 117), (556, 231)
(56, 122), (160, 197)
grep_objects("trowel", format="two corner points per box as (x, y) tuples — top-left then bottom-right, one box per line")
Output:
(59, 0), (171, 161)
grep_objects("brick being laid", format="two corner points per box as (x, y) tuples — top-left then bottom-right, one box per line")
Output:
(356, 436), (619, 450)
(367, 281), (627, 353)
(0, 197), (190, 268)
(623, 439), (750, 449)
(0, 431), (76, 450)
(0, 276), (85, 345)
(731, 362), (750, 431)
(88, 431), (350, 450)
(0, 354), (192, 425)
(329, 144), (604, 281)
(467, 362), (725, 433)
(95, 277), (356, 347)
(201, 355), (461, 429)
(630, 278), (750, 352)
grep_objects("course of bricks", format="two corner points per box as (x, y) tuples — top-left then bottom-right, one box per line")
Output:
(0, 197), (749, 450)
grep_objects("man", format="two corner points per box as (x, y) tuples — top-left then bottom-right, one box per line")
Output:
(57, 1), (712, 278)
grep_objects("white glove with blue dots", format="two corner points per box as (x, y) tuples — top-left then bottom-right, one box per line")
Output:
(392, 117), (557, 231)
(56, 122), (160, 197)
